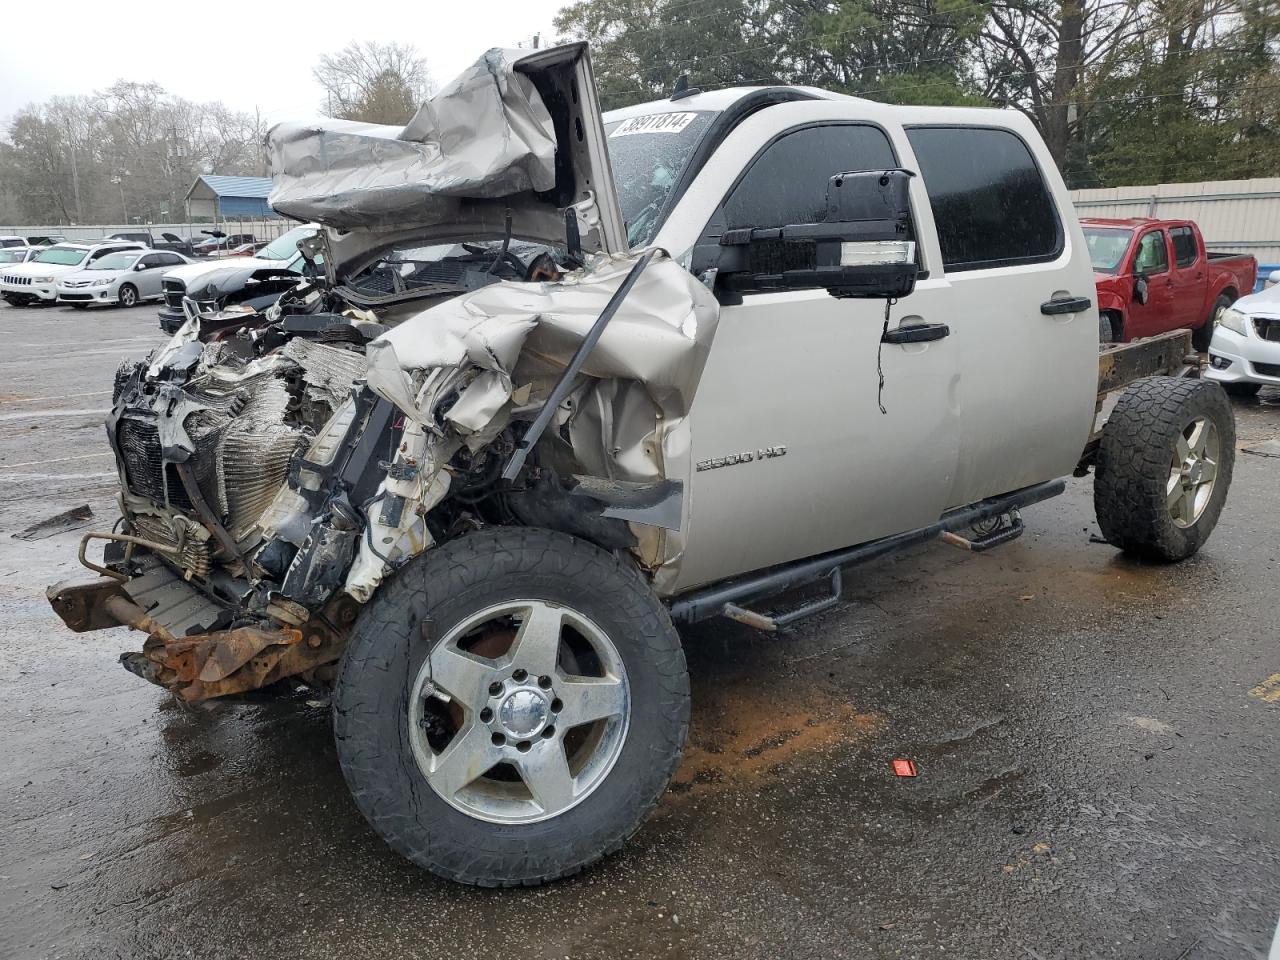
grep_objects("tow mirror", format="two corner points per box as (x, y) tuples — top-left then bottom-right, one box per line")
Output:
(714, 169), (918, 301)
(1134, 275), (1150, 305)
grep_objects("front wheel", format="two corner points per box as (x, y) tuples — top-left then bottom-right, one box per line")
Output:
(1094, 377), (1235, 561)
(1193, 294), (1232, 352)
(333, 527), (689, 886)
(117, 284), (138, 307)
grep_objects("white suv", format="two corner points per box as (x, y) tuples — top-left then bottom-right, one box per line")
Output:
(0, 241), (146, 305)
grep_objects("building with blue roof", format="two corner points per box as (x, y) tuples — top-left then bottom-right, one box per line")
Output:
(185, 175), (278, 220)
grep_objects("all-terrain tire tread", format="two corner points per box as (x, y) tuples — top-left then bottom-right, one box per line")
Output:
(332, 527), (689, 887)
(1094, 376), (1234, 561)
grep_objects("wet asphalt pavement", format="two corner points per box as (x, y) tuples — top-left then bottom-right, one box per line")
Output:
(1, 299), (1278, 960)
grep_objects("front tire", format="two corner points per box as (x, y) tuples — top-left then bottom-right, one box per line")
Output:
(1094, 377), (1234, 561)
(333, 527), (689, 886)
(1193, 294), (1231, 352)
(118, 284), (138, 307)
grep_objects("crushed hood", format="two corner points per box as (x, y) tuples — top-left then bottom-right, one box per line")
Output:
(266, 43), (627, 265)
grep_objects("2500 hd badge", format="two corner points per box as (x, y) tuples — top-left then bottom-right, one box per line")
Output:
(696, 445), (788, 471)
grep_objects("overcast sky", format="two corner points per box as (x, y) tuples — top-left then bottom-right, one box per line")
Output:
(0, 0), (569, 126)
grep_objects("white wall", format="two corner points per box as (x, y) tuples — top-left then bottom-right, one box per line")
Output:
(1071, 178), (1280, 265)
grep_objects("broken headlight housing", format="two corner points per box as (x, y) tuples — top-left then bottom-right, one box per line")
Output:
(1217, 306), (1249, 336)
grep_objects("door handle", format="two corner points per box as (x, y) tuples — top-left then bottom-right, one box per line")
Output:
(1040, 296), (1092, 315)
(881, 321), (950, 344)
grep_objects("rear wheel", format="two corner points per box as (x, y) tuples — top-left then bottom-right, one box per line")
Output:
(118, 284), (138, 307)
(1094, 377), (1235, 561)
(1193, 294), (1231, 352)
(333, 527), (689, 886)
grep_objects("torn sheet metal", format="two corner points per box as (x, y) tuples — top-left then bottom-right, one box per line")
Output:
(266, 43), (627, 257)
(267, 49), (554, 229)
(341, 251), (719, 599)
(367, 253), (718, 426)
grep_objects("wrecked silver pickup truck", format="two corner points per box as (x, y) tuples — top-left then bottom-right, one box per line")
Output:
(48, 43), (1235, 886)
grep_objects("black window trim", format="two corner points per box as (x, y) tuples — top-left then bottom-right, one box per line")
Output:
(903, 123), (1065, 274)
(693, 118), (928, 287)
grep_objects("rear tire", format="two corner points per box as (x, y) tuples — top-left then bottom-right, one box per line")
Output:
(1222, 381), (1262, 398)
(1193, 294), (1231, 352)
(333, 527), (689, 887)
(1094, 377), (1234, 561)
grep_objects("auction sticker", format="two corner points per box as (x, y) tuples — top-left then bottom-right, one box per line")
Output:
(610, 112), (698, 137)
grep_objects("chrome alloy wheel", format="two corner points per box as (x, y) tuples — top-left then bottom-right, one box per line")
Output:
(408, 600), (630, 824)
(1168, 415), (1220, 528)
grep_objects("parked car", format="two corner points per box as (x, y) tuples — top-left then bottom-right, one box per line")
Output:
(191, 231), (256, 256)
(1083, 217), (1256, 349)
(157, 225), (318, 332)
(26, 235), (66, 246)
(1205, 280), (1280, 396)
(55, 249), (192, 308)
(0, 246), (41, 267)
(0, 235), (27, 248)
(106, 231), (196, 256)
(219, 240), (267, 258)
(49, 44), (1237, 890)
(0, 240), (146, 305)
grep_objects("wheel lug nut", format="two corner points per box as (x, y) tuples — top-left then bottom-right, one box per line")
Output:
(491, 732), (506, 747)
(537, 675), (552, 689)
(488, 681), (504, 697)
(550, 698), (563, 713)
(512, 668), (528, 682)
(516, 740), (532, 753)
(480, 707), (493, 723)
(541, 726), (556, 739)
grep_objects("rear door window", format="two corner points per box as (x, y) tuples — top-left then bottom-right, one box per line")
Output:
(1169, 226), (1198, 267)
(905, 126), (1062, 272)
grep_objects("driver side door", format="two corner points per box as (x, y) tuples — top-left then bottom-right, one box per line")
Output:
(1125, 228), (1176, 339)
(672, 121), (961, 591)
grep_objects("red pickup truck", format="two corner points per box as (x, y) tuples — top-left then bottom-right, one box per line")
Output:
(1082, 218), (1257, 349)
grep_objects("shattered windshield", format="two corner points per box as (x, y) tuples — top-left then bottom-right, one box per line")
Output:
(34, 247), (88, 266)
(1083, 227), (1132, 273)
(604, 110), (717, 248)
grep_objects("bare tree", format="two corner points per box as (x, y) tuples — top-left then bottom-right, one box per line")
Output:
(314, 40), (434, 124)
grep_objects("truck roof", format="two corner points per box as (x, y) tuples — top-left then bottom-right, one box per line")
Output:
(1080, 217), (1193, 229)
(603, 84), (1023, 124)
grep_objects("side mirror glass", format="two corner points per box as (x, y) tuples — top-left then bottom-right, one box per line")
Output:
(715, 169), (918, 301)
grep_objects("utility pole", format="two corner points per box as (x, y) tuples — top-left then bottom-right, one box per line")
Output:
(111, 175), (128, 225)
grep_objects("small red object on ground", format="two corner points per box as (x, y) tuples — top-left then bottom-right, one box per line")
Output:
(892, 759), (918, 777)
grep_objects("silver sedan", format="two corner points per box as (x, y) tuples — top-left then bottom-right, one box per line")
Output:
(56, 250), (193, 308)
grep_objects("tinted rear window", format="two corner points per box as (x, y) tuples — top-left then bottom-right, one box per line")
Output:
(1170, 226), (1198, 267)
(906, 126), (1061, 272)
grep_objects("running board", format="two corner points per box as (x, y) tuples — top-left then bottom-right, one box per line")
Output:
(722, 569), (843, 632)
(667, 479), (1064, 627)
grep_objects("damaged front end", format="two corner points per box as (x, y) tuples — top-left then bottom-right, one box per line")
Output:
(48, 42), (720, 702)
